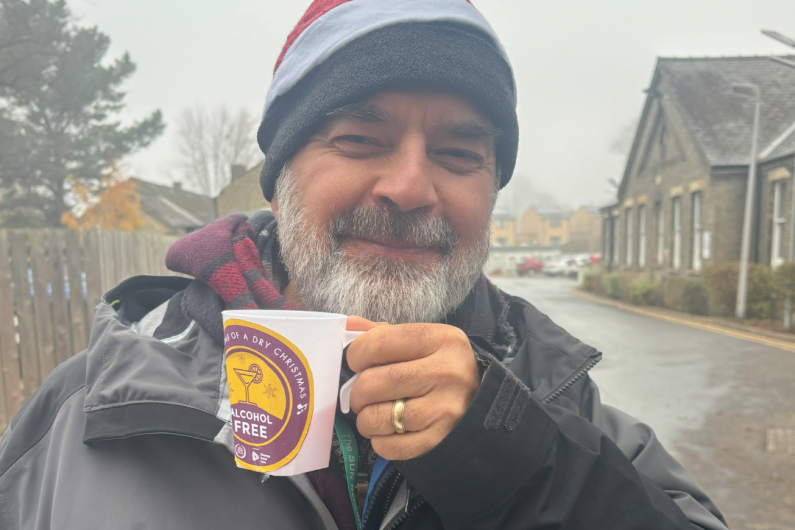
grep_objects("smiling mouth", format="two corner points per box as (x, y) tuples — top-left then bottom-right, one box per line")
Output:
(341, 237), (442, 257)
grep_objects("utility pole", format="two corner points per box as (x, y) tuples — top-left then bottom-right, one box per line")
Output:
(763, 29), (795, 327)
(733, 84), (761, 323)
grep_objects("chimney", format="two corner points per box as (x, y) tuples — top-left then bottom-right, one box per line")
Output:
(231, 164), (247, 182)
(173, 181), (183, 191)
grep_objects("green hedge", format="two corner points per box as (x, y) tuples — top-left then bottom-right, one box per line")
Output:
(682, 281), (709, 315)
(602, 273), (622, 300)
(629, 278), (655, 306)
(588, 264), (781, 320)
(703, 263), (778, 319)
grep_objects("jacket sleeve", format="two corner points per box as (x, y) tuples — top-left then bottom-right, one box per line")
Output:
(395, 359), (728, 530)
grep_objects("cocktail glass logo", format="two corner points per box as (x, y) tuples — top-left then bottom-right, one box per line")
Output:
(234, 364), (263, 404)
(223, 319), (314, 472)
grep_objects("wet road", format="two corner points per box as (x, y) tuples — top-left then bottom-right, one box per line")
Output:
(492, 277), (795, 530)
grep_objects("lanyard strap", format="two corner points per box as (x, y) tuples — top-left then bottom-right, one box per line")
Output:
(334, 417), (361, 530)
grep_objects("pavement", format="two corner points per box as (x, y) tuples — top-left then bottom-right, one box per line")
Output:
(491, 276), (795, 530)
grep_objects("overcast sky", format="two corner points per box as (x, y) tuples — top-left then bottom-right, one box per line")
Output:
(70, 0), (795, 213)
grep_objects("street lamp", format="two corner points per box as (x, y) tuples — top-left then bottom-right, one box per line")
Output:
(763, 29), (795, 327)
(732, 83), (761, 323)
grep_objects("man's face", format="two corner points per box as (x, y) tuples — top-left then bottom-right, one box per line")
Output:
(273, 89), (498, 323)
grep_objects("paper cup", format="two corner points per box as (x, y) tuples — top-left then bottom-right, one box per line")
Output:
(222, 310), (361, 476)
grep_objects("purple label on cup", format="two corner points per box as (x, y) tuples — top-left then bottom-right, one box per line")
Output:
(223, 319), (314, 472)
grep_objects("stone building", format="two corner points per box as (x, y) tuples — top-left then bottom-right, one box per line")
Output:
(491, 207), (517, 246)
(215, 161), (270, 218)
(131, 178), (216, 236)
(603, 56), (795, 276)
(518, 206), (601, 251)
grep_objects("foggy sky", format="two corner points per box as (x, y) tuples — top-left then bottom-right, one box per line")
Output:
(70, 0), (795, 213)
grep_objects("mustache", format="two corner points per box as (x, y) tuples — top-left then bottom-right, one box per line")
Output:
(329, 205), (459, 254)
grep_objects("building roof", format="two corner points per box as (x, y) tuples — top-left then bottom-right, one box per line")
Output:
(130, 178), (216, 230)
(492, 207), (515, 220)
(658, 56), (795, 166)
(532, 205), (572, 221)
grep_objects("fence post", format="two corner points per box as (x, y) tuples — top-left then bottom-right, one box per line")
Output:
(9, 231), (40, 397)
(0, 231), (23, 429)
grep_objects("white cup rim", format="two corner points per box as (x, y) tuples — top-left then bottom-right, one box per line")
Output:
(222, 309), (347, 320)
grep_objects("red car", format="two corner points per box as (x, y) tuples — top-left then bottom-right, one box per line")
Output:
(516, 257), (544, 276)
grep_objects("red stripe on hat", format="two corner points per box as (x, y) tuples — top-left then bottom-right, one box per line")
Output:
(274, 0), (477, 73)
(274, 0), (354, 73)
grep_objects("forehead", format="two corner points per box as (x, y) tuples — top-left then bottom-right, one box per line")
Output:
(331, 89), (496, 131)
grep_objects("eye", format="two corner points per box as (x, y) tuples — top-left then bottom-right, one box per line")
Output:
(335, 135), (371, 144)
(435, 149), (485, 173)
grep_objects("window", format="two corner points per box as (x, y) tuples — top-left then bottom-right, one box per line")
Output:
(672, 196), (682, 269)
(625, 208), (633, 266)
(549, 219), (562, 228)
(638, 205), (647, 267)
(612, 216), (620, 264)
(656, 202), (664, 265)
(772, 180), (787, 268)
(550, 236), (561, 246)
(604, 217), (613, 263)
(496, 238), (508, 247)
(495, 219), (506, 229)
(692, 192), (703, 271)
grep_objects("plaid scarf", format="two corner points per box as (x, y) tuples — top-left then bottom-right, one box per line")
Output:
(166, 210), (517, 530)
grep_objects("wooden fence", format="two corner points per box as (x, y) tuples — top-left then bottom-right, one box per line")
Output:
(0, 229), (180, 432)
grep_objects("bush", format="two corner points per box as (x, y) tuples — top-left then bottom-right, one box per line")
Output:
(682, 281), (709, 315)
(602, 273), (622, 300)
(661, 277), (687, 311)
(702, 263), (777, 319)
(774, 262), (795, 301)
(629, 278), (656, 306)
(747, 265), (777, 320)
(703, 264), (738, 316)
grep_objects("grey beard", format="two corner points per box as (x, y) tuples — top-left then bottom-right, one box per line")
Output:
(275, 166), (491, 324)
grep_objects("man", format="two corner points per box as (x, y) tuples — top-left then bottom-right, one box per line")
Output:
(0, 1), (728, 529)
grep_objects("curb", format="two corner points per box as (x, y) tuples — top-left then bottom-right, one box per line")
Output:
(571, 288), (795, 354)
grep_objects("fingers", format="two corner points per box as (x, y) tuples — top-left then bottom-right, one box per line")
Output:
(355, 395), (466, 439)
(348, 360), (435, 412)
(370, 430), (448, 461)
(346, 316), (387, 332)
(346, 323), (469, 372)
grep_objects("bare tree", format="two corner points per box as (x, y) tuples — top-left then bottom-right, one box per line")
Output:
(176, 106), (260, 197)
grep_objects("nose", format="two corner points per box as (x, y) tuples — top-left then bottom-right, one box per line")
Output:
(371, 135), (438, 213)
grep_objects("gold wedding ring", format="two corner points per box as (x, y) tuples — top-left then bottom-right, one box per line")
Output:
(392, 398), (407, 434)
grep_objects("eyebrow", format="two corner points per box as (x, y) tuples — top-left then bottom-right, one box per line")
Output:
(325, 102), (503, 141)
(436, 119), (503, 141)
(326, 102), (391, 123)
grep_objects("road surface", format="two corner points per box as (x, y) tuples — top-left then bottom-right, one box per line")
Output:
(492, 277), (795, 530)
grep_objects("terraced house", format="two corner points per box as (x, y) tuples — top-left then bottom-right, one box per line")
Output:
(603, 56), (795, 276)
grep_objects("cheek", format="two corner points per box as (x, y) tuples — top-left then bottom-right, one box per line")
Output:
(288, 155), (375, 225)
(441, 184), (494, 246)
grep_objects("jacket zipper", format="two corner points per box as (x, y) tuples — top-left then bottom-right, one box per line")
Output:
(383, 493), (424, 530)
(361, 467), (400, 530)
(542, 356), (600, 405)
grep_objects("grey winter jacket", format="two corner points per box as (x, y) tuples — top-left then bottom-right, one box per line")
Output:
(0, 275), (728, 529)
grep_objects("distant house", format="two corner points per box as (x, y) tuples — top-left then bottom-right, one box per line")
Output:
(518, 206), (601, 251)
(603, 56), (795, 275)
(131, 178), (216, 236)
(491, 208), (516, 247)
(215, 161), (271, 218)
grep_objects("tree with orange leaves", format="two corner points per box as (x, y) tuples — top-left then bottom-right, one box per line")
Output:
(61, 172), (144, 231)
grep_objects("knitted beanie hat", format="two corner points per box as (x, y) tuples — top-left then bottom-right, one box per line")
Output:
(257, 0), (518, 202)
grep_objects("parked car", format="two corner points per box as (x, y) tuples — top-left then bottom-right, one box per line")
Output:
(516, 257), (544, 276)
(543, 257), (580, 279)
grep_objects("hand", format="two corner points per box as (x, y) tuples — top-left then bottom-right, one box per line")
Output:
(345, 316), (481, 460)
